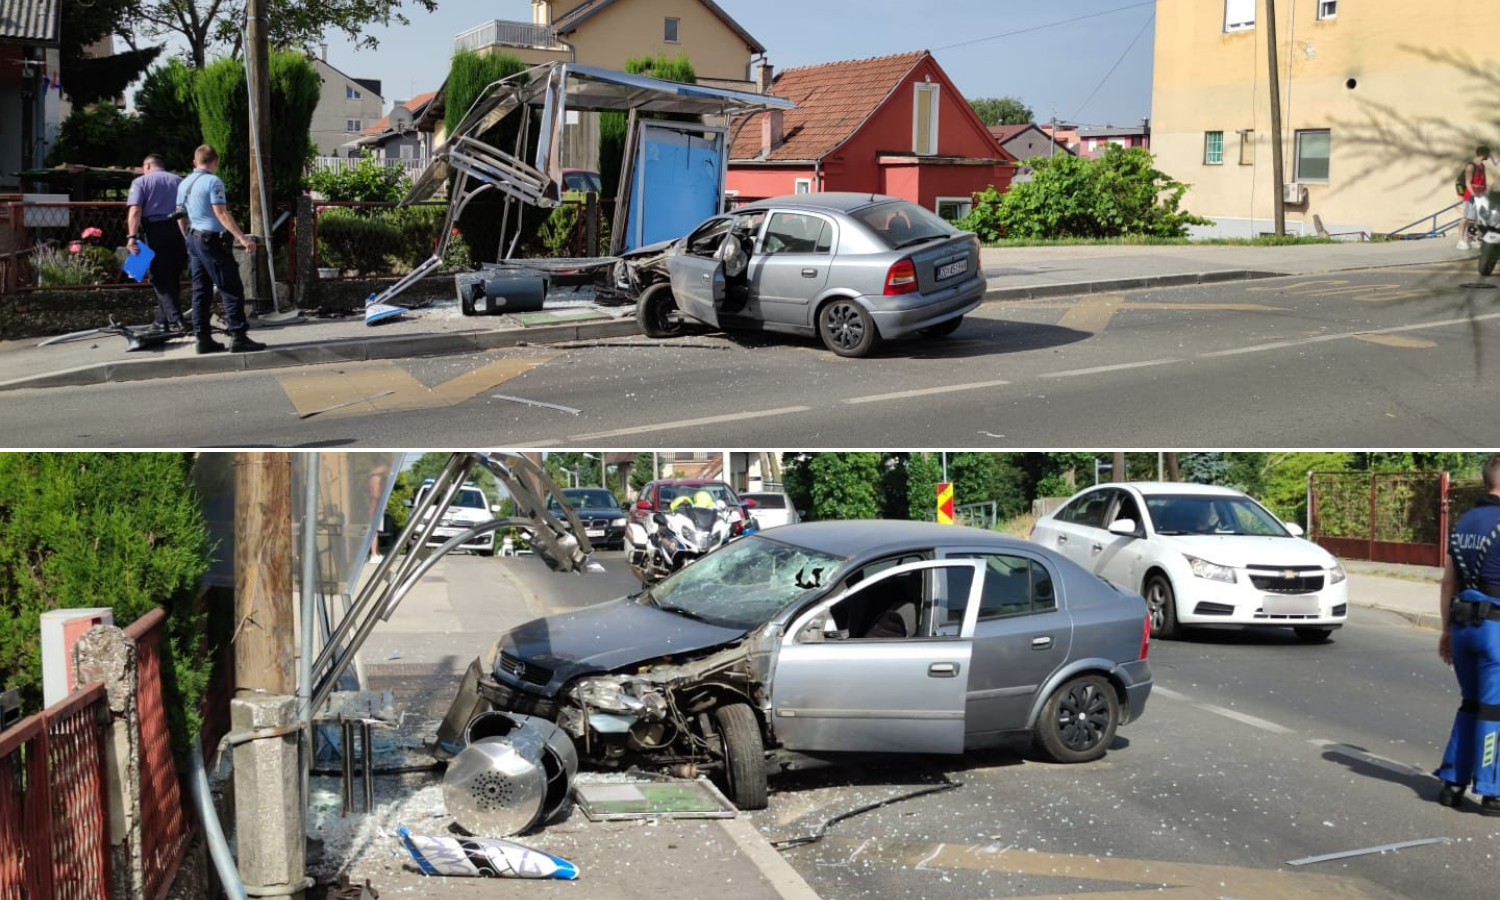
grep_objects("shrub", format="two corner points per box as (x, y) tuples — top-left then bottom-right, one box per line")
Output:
(195, 51), (319, 207)
(0, 453), (214, 753)
(47, 103), (146, 168)
(134, 59), (202, 173)
(316, 208), (401, 276)
(961, 146), (1211, 242)
(306, 153), (411, 203)
(534, 194), (612, 258)
(33, 244), (119, 286)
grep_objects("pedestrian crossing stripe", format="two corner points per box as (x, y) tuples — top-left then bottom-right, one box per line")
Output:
(1485, 731), (1497, 768)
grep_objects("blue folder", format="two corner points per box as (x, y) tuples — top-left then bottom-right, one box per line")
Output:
(121, 241), (155, 282)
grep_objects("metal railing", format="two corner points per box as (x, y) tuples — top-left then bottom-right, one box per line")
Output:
(1386, 200), (1463, 240)
(0, 682), (111, 900)
(311, 156), (431, 177)
(124, 610), (190, 900)
(454, 20), (566, 53)
(922, 500), (1002, 530)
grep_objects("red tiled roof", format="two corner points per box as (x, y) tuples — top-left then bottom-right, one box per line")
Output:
(988, 124), (1033, 143)
(729, 51), (928, 162)
(362, 90), (438, 135)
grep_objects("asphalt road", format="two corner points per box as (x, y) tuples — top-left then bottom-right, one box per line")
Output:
(386, 553), (1495, 900)
(4, 264), (1498, 447)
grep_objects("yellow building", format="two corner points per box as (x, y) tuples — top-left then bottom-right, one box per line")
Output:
(1152, 0), (1496, 238)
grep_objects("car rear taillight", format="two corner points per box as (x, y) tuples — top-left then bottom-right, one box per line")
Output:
(884, 258), (918, 295)
(1139, 614), (1151, 660)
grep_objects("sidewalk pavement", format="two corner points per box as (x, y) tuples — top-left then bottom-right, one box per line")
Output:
(0, 239), (1473, 393)
(315, 557), (820, 900)
(1343, 559), (1444, 630)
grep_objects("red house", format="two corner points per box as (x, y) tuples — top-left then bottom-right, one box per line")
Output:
(727, 51), (1015, 221)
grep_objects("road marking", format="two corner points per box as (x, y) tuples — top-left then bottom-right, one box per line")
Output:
(1200, 311), (1500, 358)
(809, 837), (1406, 900)
(277, 356), (557, 418)
(1011, 293), (1283, 334)
(844, 379), (1011, 404)
(571, 405), (811, 439)
(1355, 334), (1437, 349)
(1040, 358), (1182, 379)
(1196, 702), (1296, 734)
(1151, 686), (1189, 701)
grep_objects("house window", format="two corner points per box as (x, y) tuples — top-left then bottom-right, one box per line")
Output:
(936, 197), (972, 221)
(1317, 0), (1337, 19)
(399, 143), (414, 159)
(913, 82), (940, 156)
(1295, 128), (1331, 182)
(346, 86), (361, 100)
(664, 17), (680, 42)
(1204, 131), (1224, 165)
(793, 178), (812, 194)
(345, 118), (362, 132)
(1224, 0), (1255, 31)
(1238, 129), (1255, 165)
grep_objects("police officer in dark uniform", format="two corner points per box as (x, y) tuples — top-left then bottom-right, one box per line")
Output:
(125, 154), (187, 330)
(1436, 453), (1500, 815)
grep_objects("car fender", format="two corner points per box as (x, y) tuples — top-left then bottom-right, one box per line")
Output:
(809, 289), (869, 328)
(1025, 657), (1132, 729)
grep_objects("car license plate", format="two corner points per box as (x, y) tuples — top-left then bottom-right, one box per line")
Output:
(936, 258), (967, 281)
(586, 529), (605, 538)
(1263, 595), (1319, 616)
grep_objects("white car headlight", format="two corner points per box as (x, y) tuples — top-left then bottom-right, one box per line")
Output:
(1329, 562), (1347, 584)
(574, 677), (643, 714)
(611, 517), (626, 527)
(1185, 555), (1237, 584)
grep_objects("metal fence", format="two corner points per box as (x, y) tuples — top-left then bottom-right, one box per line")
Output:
(454, 19), (564, 52)
(311, 156), (430, 178)
(125, 611), (190, 900)
(921, 500), (1001, 530)
(1309, 470), (1454, 567)
(0, 682), (111, 900)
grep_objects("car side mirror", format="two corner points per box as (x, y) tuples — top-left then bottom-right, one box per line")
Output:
(491, 504), (502, 513)
(652, 512), (668, 527)
(1285, 522), (1305, 537)
(1108, 519), (1138, 537)
(635, 499), (653, 511)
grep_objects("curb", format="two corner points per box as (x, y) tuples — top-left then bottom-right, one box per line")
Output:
(1349, 599), (1443, 631)
(981, 269), (1287, 302)
(718, 817), (823, 900)
(0, 317), (641, 393)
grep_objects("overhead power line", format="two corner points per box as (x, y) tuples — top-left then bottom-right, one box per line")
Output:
(1072, 11), (1155, 120)
(932, 1), (1156, 53)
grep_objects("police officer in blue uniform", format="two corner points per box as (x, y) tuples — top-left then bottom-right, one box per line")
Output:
(1436, 453), (1500, 815)
(176, 144), (266, 354)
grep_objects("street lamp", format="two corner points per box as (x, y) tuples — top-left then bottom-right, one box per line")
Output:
(581, 453), (605, 488)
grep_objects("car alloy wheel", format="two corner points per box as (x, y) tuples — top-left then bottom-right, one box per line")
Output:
(1143, 575), (1179, 639)
(1057, 680), (1111, 752)
(818, 300), (879, 357)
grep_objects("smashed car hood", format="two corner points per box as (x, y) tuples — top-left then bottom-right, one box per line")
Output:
(497, 598), (745, 693)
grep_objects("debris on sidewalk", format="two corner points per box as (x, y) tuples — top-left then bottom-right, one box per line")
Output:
(1286, 837), (1450, 866)
(444, 712), (579, 837)
(573, 776), (737, 821)
(398, 826), (580, 880)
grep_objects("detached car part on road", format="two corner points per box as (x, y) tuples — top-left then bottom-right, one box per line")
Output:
(619, 193), (987, 358)
(436, 521), (1153, 809)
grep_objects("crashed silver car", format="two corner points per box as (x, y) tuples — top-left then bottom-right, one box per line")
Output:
(437, 521), (1152, 809)
(617, 194), (987, 358)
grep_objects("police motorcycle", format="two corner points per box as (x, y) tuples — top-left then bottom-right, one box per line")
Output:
(1474, 191), (1500, 277)
(625, 490), (735, 586)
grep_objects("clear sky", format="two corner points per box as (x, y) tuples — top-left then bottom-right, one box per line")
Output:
(320, 0), (1156, 127)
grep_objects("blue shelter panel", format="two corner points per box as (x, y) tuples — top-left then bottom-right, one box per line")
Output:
(626, 126), (725, 251)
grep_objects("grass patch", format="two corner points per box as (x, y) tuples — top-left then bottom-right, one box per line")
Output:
(993, 511), (1039, 539)
(981, 234), (1344, 249)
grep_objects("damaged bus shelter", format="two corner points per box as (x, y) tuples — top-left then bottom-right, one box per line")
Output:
(369, 62), (794, 312)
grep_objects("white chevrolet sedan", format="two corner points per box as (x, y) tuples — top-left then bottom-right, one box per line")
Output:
(1031, 483), (1348, 642)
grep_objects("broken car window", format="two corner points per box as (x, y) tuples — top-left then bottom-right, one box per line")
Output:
(647, 536), (845, 631)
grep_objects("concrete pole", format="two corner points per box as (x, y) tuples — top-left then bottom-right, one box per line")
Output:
(1265, 0), (1287, 236)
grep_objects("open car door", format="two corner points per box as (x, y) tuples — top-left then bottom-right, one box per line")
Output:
(770, 559), (984, 754)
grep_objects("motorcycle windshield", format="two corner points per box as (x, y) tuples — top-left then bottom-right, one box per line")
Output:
(680, 508), (718, 531)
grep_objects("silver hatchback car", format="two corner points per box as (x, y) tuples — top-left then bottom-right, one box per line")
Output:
(623, 194), (987, 357)
(437, 521), (1153, 809)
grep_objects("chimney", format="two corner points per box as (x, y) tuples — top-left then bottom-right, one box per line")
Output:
(319, 43), (328, 61)
(533, 0), (554, 25)
(761, 110), (784, 156)
(756, 59), (774, 95)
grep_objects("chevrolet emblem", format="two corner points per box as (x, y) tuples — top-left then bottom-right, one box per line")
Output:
(1282, 570), (1299, 580)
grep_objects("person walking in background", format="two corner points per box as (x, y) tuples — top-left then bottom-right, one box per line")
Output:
(125, 155), (187, 330)
(1435, 454), (1500, 816)
(177, 144), (266, 354)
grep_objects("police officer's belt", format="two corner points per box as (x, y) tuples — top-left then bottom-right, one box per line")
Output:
(189, 228), (228, 238)
(1451, 581), (1500, 625)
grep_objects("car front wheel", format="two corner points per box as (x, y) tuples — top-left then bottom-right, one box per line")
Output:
(1034, 674), (1120, 764)
(1144, 575), (1180, 640)
(714, 703), (768, 810)
(637, 282), (685, 338)
(818, 299), (880, 358)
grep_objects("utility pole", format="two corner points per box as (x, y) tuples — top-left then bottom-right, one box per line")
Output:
(1265, 0), (1286, 236)
(246, 0), (272, 306)
(1112, 452), (1127, 484)
(234, 452), (293, 694)
(1050, 116), (1057, 159)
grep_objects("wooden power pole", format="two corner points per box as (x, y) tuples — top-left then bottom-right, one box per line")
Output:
(1265, 0), (1286, 236)
(234, 452), (294, 695)
(246, 0), (272, 302)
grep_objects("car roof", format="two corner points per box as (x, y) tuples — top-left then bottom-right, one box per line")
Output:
(1111, 482), (1246, 497)
(761, 520), (1030, 558)
(651, 479), (732, 487)
(739, 192), (907, 215)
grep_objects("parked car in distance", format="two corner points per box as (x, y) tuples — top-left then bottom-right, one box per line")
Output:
(1031, 483), (1349, 642)
(622, 193), (985, 358)
(739, 491), (802, 529)
(411, 479), (501, 556)
(548, 487), (627, 550)
(627, 479), (754, 539)
(561, 168), (603, 194)
(436, 521), (1152, 809)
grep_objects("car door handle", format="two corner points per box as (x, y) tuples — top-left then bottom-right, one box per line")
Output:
(1032, 636), (1053, 650)
(1056, 534), (1068, 544)
(702, 273), (711, 280)
(801, 268), (819, 277)
(928, 662), (960, 678)
(1091, 543), (1104, 553)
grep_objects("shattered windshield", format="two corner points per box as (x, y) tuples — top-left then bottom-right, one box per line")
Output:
(645, 536), (845, 631)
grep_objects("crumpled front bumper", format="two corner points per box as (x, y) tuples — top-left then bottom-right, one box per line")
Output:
(433, 656), (559, 759)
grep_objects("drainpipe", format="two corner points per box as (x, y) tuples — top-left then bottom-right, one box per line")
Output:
(814, 158), (822, 193)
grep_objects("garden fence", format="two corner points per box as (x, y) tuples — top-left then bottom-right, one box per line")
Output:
(1307, 470), (1480, 568)
(124, 610), (191, 900)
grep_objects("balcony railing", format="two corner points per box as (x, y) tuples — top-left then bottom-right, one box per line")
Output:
(454, 20), (567, 53)
(311, 156), (431, 177)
